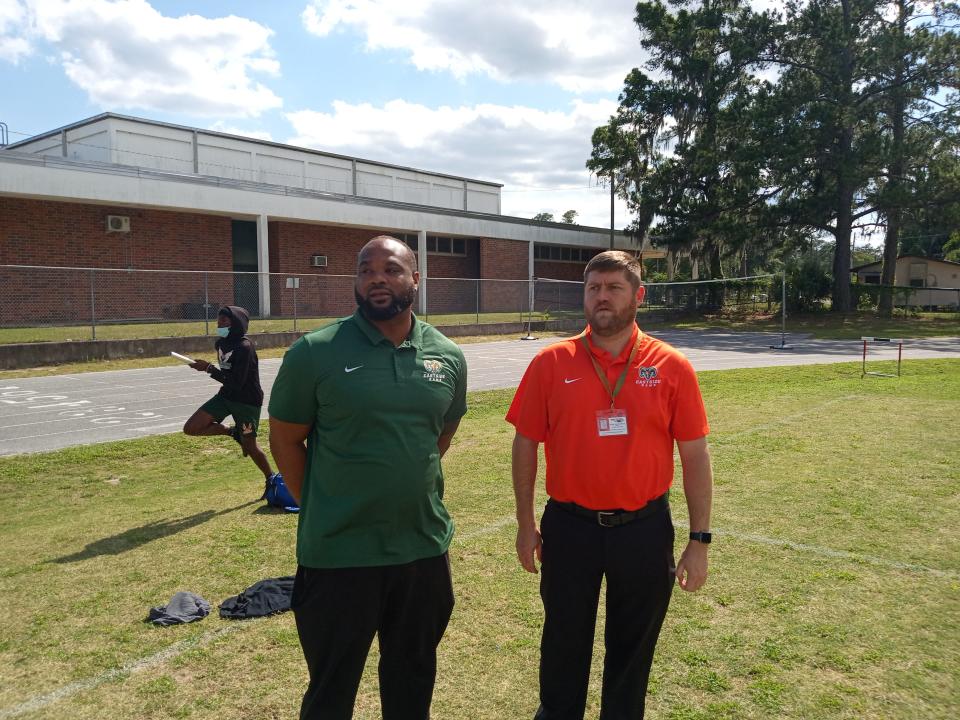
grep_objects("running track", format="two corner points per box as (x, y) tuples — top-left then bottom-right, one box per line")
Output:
(1, 331), (957, 456)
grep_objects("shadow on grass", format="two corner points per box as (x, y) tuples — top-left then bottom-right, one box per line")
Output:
(50, 499), (261, 564)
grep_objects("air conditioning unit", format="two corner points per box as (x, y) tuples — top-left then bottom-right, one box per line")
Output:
(106, 215), (130, 233)
(311, 255), (328, 267)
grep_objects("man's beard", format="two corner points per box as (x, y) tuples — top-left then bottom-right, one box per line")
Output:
(585, 303), (636, 336)
(355, 286), (416, 321)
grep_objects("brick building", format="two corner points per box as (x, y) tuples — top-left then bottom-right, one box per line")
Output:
(0, 114), (662, 325)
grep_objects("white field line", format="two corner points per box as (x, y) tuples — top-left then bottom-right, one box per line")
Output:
(680, 523), (960, 580)
(2, 391), (955, 715)
(3, 513), (953, 718)
(460, 516), (958, 580)
(0, 625), (243, 719)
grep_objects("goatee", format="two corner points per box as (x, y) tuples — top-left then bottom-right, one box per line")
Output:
(355, 287), (416, 321)
(586, 305), (636, 336)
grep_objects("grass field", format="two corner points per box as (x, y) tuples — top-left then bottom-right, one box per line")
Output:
(1, 309), (956, 346)
(0, 312), (538, 345)
(1, 360), (958, 719)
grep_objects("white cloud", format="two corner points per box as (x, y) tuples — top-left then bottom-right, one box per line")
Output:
(301, 0), (642, 92)
(3, 0), (281, 117)
(0, 1), (31, 63)
(286, 98), (629, 227)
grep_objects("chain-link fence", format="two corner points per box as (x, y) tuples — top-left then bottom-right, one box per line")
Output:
(4, 264), (953, 345)
(0, 265), (560, 343)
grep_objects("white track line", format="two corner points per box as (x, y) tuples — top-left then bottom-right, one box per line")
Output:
(0, 625), (243, 719)
(2, 512), (953, 718)
(2, 388), (955, 716)
(460, 516), (958, 580)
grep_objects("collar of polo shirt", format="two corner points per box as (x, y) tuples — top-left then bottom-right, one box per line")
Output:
(353, 309), (424, 349)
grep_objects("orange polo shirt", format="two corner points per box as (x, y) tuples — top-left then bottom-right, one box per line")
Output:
(506, 325), (709, 510)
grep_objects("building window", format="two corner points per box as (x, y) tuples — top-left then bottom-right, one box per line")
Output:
(908, 263), (926, 288)
(395, 233), (466, 256)
(396, 233), (418, 251)
(533, 243), (600, 263)
(863, 274), (880, 284)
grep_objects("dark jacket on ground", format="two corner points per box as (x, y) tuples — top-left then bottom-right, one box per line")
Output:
(219, 576), (295, 619)
(209, 305), (264, 407)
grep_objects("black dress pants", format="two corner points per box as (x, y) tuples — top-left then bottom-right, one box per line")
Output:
(534, 500), (675, 720)
(291, 553), (454, 720)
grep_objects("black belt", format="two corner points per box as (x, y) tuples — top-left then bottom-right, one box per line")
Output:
(551, 493), (668, 528)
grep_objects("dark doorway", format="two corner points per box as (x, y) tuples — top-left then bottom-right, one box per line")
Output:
(231, 220), (259, 316)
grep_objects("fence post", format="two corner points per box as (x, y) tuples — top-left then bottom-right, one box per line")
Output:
(781, 271), (787, 339)
(204, 271), (210, 336)
(293, 281), (298, 333)
(768, 271), (791, 350)
(475, 280), (480, 325)
(90, 268), (97, 341)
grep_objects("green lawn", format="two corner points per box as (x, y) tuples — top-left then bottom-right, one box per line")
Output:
(2, 308), (955, 347)
(656, 309), (960, 339)
(0, 312), (543, 345)
(0, 360), (958, 719)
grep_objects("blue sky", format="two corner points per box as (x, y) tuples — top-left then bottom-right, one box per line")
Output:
(0, 0), (653, 227)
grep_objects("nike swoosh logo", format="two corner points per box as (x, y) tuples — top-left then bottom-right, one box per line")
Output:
(344, 365), (363, 373)
(564, 378), (581, 384)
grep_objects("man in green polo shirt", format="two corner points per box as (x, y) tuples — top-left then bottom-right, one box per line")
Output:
(269, 235), (467, 720)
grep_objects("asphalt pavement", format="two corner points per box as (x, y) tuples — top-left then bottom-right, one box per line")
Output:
(1, 330), (957, 456)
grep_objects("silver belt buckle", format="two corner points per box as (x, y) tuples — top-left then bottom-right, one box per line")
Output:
(597, 511), (615, 527)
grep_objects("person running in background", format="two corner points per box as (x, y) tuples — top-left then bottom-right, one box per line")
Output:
(183, 305), (279, 493)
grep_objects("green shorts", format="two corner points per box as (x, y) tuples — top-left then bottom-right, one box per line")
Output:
(199, 395), (262, 436)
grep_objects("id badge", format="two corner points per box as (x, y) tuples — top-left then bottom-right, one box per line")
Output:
(596, 409), (628, 437)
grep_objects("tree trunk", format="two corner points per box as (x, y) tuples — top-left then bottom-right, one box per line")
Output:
(833, 191), (854, 312)
(831, 0), (856, 313)
(878, 0), (907, 318)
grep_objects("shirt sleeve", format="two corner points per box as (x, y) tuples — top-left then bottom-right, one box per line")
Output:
(505, 352), (551, 442)
(443, 350), (468, 425)
(669, 355), (710, 441)
(267, 338), (319, 425)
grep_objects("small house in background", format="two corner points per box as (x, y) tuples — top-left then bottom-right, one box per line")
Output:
(851, 255), (960, 308)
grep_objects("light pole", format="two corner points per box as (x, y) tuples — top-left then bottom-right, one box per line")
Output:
(609, 171), (615, 250)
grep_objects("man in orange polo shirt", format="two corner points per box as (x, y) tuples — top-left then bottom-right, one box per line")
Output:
(507, 250), (713, 720)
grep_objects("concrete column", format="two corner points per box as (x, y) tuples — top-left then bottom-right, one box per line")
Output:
(257, 214), (271, 317)
(417, 229), (428, 315)
(192, 130), (199, 173)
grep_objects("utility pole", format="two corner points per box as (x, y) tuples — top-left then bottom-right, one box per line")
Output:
(609, 172), (615, 249)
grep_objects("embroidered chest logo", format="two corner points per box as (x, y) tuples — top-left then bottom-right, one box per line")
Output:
(423, 358), (447, 382)
(636, 365), (660, 387)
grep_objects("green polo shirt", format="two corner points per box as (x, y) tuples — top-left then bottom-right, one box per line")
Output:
(268, 311), (467, 568)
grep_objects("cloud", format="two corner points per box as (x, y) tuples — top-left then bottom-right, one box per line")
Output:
(0, 1), (31, 63)
(286, 98), (629, 227)
(3, 0), (281, 117)
(301, 0), (642, 92)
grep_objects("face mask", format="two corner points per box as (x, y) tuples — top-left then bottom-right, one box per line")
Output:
(216, 327), (230, 338)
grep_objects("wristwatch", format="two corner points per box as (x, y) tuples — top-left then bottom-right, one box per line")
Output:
(205, 364), (216, 374)
(689, 531), (712, 544)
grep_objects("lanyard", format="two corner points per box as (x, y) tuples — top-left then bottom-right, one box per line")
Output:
(579, 334), (640, 409)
